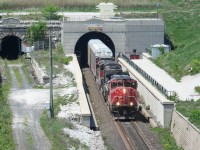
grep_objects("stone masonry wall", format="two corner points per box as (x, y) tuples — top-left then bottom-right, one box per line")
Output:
(31, 59), (49, 84)
(171, 110), (200, 150)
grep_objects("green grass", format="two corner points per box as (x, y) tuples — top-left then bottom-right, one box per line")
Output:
(22, 59), (34, 85)
(23, 117), (34, 149)
(152, 127), (183, 150)
(13, 66), (23, 88)
(0, 61), (15, 150)
(176, 99), (200, 129)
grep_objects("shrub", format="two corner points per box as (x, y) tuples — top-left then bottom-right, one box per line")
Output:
(190, 109), (200, 120)
(195, 86), (200, 94)
(63, 56), (73, 65)
(56, 43), (64, 54)
(27, 21), (47, 44)
(189, 59), (200, 75)
(168, 92), (179, 102)
(158, 46), (165, 55)
(42, 5), (61, 20)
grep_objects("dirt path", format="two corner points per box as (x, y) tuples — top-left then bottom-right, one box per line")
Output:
(8, 64), (51, 150)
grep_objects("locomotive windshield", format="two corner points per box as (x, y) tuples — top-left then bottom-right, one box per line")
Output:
(111, 80), (137, 89)
(124, 81), (137, 88)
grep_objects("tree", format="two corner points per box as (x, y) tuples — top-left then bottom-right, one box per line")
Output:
(27, 21), (47, 45)
(42, 5), (61, 20)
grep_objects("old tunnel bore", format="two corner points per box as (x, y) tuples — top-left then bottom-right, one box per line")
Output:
(0, 35), (22, 60)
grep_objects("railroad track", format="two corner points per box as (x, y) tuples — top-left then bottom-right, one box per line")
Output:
(115, 119), (157, 150)
(114, 120), (135, 150)
(130, 121), (152, 150)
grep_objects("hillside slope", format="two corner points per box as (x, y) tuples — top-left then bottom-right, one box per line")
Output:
(154, 0), (200, 81)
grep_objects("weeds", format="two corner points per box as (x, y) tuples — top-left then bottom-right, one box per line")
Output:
(0, 61), (15, 150)
(63, 56), (73, 65)
(22, 59), (34, 85)
(23, 117), (34, 149)
(40, 94), (87, 150)
(168, 92), (179, 102)
(176, 99), (200, 129)
(152, 128), (183, 150)
(13, 66), (23, 88)
(195, 86), (200, 94)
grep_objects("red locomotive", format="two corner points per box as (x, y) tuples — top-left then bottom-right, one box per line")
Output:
(88, 39), (139, 119)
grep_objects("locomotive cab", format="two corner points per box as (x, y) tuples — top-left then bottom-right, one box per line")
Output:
(107, 75), (139, 119)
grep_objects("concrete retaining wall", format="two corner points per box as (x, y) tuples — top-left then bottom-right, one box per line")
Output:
(71, 54), (91, 127)
(31, 59), (49, 84)
(171, 110), (200, 150)
(118, 58), (174, 128)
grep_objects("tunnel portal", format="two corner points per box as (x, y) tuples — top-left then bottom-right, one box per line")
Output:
(0, 35), (22, 60)
(74, 31), (115, 67)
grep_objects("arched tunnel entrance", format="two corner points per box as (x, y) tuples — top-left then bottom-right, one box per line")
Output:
(74, 31), (115, 67)
(0, 35), (22, 60)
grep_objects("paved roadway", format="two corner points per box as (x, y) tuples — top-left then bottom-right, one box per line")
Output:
(133, 59), (200, 100)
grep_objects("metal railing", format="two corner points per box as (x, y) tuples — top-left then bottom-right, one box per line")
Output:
(118, 53), (175, 99)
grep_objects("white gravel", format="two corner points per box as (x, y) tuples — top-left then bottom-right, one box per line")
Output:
(52, 62), (106, 150)
(63, 123), (105, 150)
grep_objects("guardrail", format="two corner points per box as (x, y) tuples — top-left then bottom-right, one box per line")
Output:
(118, 53), (175, 99)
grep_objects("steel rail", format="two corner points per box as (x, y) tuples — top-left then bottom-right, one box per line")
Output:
(114, 120), (136, 150)
(131, 121), (153, 150)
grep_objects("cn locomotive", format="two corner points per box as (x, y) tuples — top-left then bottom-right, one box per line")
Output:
(88, 39), (140, 119)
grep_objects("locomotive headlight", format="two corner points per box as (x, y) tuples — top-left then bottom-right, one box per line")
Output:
(116, 102), (120, 106)
(123, 88), (126, 94)
(130, 102), (134, 106)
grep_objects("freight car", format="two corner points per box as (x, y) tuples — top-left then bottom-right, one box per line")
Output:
(88, 39), (140, 119)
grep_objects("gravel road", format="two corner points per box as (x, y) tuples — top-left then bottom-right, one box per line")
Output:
(8, 64), (51, 150)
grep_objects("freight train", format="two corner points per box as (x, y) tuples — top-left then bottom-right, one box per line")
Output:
(88, 39), (140, 119)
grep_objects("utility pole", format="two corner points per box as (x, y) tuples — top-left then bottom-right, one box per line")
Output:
(49, 13), (54, 118)
(156, 3), (160, 19)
